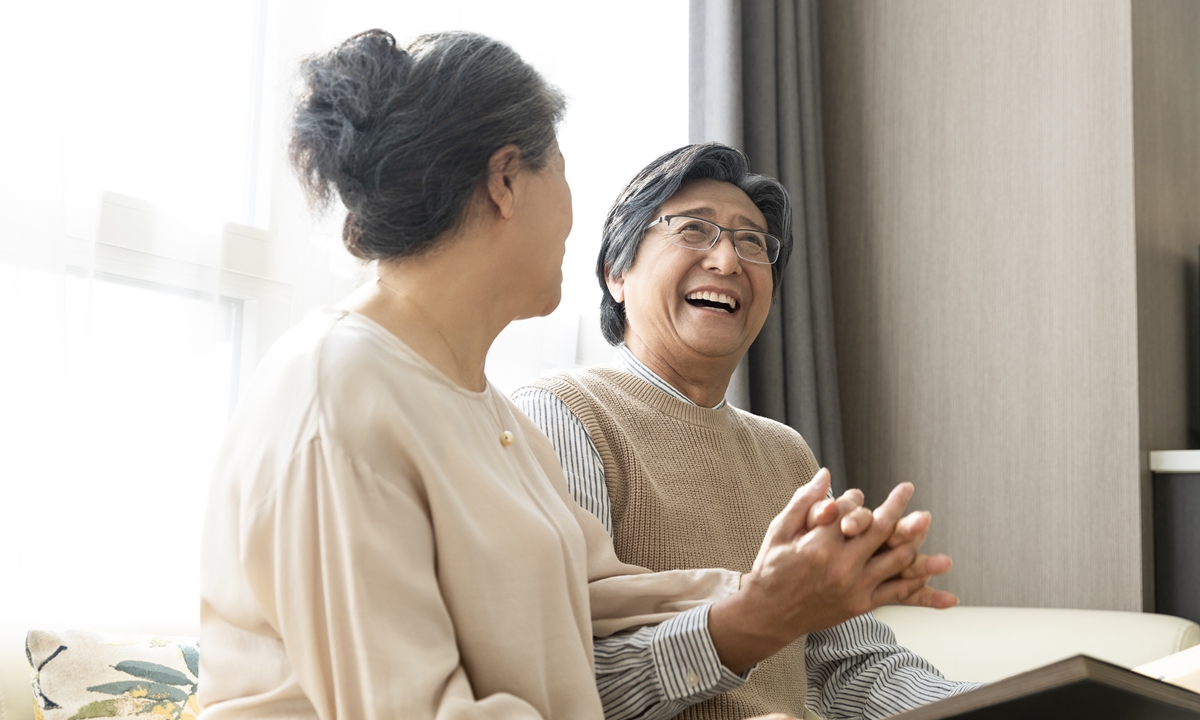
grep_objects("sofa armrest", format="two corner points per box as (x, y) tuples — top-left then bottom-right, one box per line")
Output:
(873, 605), (1200, 683)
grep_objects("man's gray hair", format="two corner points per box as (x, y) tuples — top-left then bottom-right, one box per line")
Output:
(290, 29), (566, 260)
(597, 142), (794, 345)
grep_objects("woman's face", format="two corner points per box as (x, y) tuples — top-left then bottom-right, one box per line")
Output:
(509, 142), (573, 319)
(606, 178), (774, 365)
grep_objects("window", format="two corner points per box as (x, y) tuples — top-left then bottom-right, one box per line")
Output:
(0, 0), (689, 626)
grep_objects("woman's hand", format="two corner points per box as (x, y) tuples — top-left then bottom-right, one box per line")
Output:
(708, 468), (956, 673)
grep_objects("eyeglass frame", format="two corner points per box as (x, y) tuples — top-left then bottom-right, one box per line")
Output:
(644, 214), (782, 265)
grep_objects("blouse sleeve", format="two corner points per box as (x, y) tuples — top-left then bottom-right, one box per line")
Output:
(258, 436), (546, 720)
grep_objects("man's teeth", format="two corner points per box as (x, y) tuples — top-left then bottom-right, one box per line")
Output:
(686, 291), (737, 310)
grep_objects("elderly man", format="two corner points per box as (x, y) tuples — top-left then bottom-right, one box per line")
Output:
(514, 143), (980, 720)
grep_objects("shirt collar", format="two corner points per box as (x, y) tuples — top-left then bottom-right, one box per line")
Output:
(612, 345), (728, 410)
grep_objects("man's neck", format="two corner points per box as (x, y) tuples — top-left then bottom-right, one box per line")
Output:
(622, 339), (736, 409)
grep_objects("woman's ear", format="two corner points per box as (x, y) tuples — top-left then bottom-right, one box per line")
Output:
(605, 266), (625, 303)
(485, 144), (522, 219)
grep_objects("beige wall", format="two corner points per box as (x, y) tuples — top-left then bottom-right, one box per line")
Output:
(819, 0), (1148, 609)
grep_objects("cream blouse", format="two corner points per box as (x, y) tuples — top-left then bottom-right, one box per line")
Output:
(197, 308), (740, 720)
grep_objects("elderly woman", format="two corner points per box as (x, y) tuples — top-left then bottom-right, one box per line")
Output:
(515, 143), (980, 720)
(198, 31), (945, 720)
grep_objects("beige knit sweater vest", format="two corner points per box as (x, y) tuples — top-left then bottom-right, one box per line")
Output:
(527, 367), (821, 720)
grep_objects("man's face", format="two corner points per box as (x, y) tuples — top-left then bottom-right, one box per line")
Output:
(607, 178), (774, 366)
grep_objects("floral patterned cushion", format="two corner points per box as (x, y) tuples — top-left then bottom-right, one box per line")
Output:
(25, 630), (199, 720)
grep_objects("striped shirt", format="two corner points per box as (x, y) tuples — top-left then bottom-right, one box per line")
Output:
(512, 346), (982, 720)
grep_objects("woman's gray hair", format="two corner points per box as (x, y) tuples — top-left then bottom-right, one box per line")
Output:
(597, 142), (794, 345)
(289, 29), (566, 260)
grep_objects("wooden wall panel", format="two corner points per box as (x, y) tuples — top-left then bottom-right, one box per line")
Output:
(819, 0), (1144, 609)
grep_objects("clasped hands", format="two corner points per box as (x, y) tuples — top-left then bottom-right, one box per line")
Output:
(709, 468), (956, 675)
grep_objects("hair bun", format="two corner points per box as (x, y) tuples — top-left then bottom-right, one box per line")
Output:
(290, 29), (411, 211)
(289, 30), (565, 261)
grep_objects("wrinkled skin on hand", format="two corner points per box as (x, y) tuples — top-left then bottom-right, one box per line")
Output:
(710, 468), (956, 673)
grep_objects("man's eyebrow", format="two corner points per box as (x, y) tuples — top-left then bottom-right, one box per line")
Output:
(735, 215), (767, 232)
(675, 207), (768, 232)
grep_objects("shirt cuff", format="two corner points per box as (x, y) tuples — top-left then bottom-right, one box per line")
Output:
(651, 604), (752, 702)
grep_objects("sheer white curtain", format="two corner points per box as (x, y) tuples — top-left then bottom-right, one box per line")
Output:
(0, 1), (687, 628)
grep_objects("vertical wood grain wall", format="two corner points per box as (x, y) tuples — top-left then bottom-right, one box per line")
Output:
(819, 0), (1147, 609)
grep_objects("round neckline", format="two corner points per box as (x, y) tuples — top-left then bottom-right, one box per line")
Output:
(332, 307), (498, 403)
(588, 366), (736, 432)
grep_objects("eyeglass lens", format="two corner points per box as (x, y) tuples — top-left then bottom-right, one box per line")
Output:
(666, 216), (778, 264)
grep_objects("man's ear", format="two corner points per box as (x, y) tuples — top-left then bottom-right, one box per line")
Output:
(605, 266), (626, 303)
(485, 144), (522, 219)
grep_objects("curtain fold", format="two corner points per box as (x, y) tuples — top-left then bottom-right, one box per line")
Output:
(689, 0), (847, 491)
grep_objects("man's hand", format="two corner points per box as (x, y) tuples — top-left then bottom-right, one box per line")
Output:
(708, 468), (957, 673)
(805, 487), (874, 537)
(802, 476), (955, 609)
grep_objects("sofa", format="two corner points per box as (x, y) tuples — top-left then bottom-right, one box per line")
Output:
(2, 607), (1197, 720)
(872, 605), (1200, 682)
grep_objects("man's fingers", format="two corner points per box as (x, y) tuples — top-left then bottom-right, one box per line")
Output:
(855, 482), (912, 551)
(898, 585), (960, 609)
(840, 506), (873, 537)
(871, 574), (929, 606)
(875, 574), (959, 608)
(874, 482), (913, 527)
(873, 574), (958, 608)
(808, 483), (870, 531)
(775, 468), (831, 538)
(900, 553), (952, 579)
(836, 488), (865, 511)
(886, 510), (930, 548)
(863, 536), (921, 582)
(833, 488), (870, 536)
(807, 498), (840, 529)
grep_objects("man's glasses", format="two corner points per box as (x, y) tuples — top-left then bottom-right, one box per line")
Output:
(645, 215), (781, 265)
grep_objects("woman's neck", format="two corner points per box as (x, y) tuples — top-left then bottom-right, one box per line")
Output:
(341, 240), (511, 392)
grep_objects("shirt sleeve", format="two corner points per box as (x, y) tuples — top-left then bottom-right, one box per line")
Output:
(595, 605), (748, 720)
(805, 612), (985, 720)
(511, 387), (612, 535)
(512, 387), (750, 720)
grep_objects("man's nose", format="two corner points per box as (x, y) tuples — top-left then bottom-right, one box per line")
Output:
(703, 231), (742, 273)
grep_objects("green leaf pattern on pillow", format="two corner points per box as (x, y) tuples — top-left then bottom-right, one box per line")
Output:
(26, 632), (200, 720)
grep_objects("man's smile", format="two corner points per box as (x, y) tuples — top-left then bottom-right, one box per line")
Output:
(684, 290), (738, 312)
